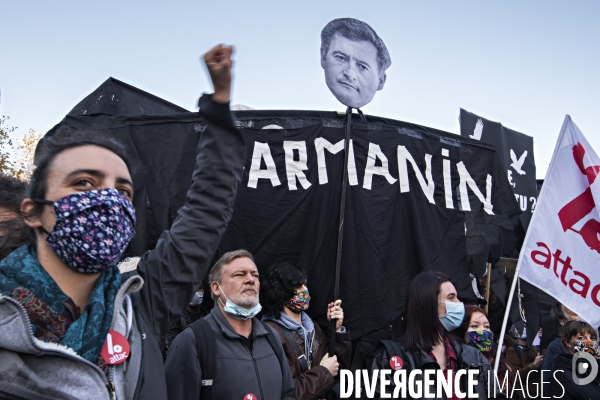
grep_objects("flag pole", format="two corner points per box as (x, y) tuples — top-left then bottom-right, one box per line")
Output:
(329, 106), (353, 356)
(494, 265), (520, 373)
(485, 263), (492, 314)
(495, 115), (580, 376)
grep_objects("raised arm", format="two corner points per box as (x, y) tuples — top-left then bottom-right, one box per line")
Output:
(136, 45), (245, 343)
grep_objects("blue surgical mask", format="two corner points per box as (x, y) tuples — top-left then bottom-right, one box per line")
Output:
(438, 300), (465, 331)
(218, 284), (262, 320)
(190, 291), (204, 306)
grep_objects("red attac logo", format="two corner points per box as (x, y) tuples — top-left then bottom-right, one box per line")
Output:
(558, 143), (600, 254)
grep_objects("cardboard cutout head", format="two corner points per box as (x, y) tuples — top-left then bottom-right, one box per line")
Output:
(321, 18), (391, 109)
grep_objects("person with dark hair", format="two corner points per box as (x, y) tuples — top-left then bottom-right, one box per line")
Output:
(320, 17), (391, 108)
(371, 271), (494, 399)
(505, 324), (543, 395)
(165, 250), (294, 399)
(0, 173), (31, 260)
(542, 302), (579, 371)
(260, 262), (352, 400)
(540, 302), (580, 394)
(455, 305), (520, 398)
(0, 44), (246, 400)
(548, 320), (600, 399)
(0, 217), (32, 260)
(0, 173), (27, 221)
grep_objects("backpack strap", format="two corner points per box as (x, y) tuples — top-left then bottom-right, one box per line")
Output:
(277, 326), (309, 373)
(512, 344), (534, 364)
(190, 319), (216, 400)
(380, 339), (403, 364)
(260, 321), (290, 377)
(511, 344), (523, 359)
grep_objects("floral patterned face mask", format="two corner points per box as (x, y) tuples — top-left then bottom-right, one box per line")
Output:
(571, 340), (599, 356)
(467, 329), (494, 352)
(286, 289), (310, 314)
(35, 189), (136, 274)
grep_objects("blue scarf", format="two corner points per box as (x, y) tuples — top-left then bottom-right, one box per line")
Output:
(0, 245), (121, 363)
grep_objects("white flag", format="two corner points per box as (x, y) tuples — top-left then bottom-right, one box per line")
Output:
(518, 115), (600, 328)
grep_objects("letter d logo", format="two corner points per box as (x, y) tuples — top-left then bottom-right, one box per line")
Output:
(572, 352), (598, 385)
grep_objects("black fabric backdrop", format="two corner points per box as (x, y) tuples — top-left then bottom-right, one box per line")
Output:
(67, 77), (189, 117)
(40, 80), (521, 338)
(459, 109), (556, 348)
(459, 109), (537, 231)
(45, 105), (520, 338)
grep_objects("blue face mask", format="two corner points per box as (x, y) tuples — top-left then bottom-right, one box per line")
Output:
(218, 284), (262, 320)
(190, 291), (204, 306)
(438, 300), (465, 331)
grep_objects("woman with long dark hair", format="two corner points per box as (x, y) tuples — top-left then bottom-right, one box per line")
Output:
(371, 271), (496, 399)
(261, 262), (352, 400)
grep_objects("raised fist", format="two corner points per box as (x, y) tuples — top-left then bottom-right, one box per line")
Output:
(203, 44), (233, 103)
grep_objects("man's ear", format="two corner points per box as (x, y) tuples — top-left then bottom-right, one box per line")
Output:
(20, 198), (42, 229)
(211, 281), (221, 299)
(321, 55), (326, 69)
(377, 73), (387, 91)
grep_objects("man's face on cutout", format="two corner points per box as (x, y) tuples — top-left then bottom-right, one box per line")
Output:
(321, 34), (385, 108)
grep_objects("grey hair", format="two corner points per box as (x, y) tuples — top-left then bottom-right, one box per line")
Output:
(209, 249), (255, 301)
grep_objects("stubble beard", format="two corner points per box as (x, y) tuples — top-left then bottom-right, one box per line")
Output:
(236, 288), (259, 309)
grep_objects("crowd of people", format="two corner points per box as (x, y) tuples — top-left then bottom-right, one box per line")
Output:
(1, 44), (600, 400)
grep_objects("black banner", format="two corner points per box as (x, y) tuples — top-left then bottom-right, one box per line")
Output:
(460, 109), (537, 230)
(459, 109), (554, 347)
(47, 102), (520, 338)
(218, 113), (519, 336)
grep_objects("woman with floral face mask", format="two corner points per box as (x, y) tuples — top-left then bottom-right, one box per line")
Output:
(548, 320), (600, 399)
(260, 263), (352, 400)
(0, 45), (245, 400)
(455, 305), (521, 399)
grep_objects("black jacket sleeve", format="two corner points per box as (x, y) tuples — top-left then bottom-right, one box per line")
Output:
(136, 94), (245, 344)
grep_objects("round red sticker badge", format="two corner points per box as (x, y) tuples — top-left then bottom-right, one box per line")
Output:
(389, 356), (403, 370)
(100, 330), (130, 365)
(243, 394), (257, 400)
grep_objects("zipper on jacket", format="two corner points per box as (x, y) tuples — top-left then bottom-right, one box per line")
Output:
(250, 349), (265, 400)
(5, 296), (112, 396)
(107, 381), (116, 400)
(107, 366), (117, 400)
(132, 340), (144, 400)
(243, 340), (265, 400)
